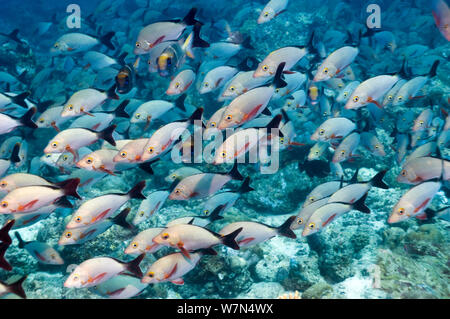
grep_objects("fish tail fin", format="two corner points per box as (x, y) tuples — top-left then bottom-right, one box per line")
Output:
(241, 36), (254, 50)
(128, 181), (146, 199)
(8, 29), (20, 42)
(208, 205), (224, 223)
(3, 275), (27, 298)
(10, 142), (21, 164)
(352, 193), (371, 214)
(98, 124), (117, 146)
(54, 196), (73, 208)
(424, 208), (436, 220)
(349, 168), (359, 183)
(56, 178), (81, 200)
(36, 100), (54, 113)
(273, 62), (287, 89)
(100, 31), (115, 51)
(106, 84), (119, 100)
(112, 208), (134, 230)
(370, 170), (389, 189)
(0, 242), (12, 271)
(188, 107), (204, 125)
(174, 94), (187, 112)
(221, 227), (243, 250)
(228, 160), (244, 181)
(14, 232), (25, 249)
(19, 107), (37, 129)
(138, 158), (159, 175)
(124, 254), (144, 278)
(277, 215), (297, 239)
(192, 22), (209, 48)
(238, 176), (254, 194)
(117, 52), (128, 66)
(428, 60), (440, 78)
(237, 56), (258, 71)
(182, 8), (199, 26)
(0, 219), (14, 244)
(10, 91), (30, 109)
(265, 114), (284, 137)
(114, 99), (130, 118)
(196, 247), (217, 256)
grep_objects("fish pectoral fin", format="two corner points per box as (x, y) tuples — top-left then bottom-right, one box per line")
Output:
(88, 272), (107, 284)
(107, 287), (126, 296)
(414, 197), (431, 213)
(51, 121), (60, 132)
(171, 278), (184, 285)
(415, 212), (428, 220)
(98, 165), (116, 176)
(18, 199), (39, 212)
(238, 237), (255, 245)
(177, 242), (191, 259)
(367, 97), (383, 109)
(81, 110), (95, 117)
(164, 263), (178, 280)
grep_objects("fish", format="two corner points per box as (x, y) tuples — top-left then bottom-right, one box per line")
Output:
(302, 193), (370, 236)
(345, 75), (400, 109)
(164, 167), (203, 183)
(61, 86), (119, 118)
(166, 205), (225, 228)
(152, 223), (243, 259)
(0, 107), (37, 135)
(283, 90), (306, 109)
(310, 117), (356, 142)
(291, 197), (330, 231)
(168, 161), (243, 200)
(412, 109), (434, 132)
(132, 190), (170, 225)
(64, 254), (145, 288)
(219, 216), (296, 248)
(388, 182), (441, 223)
(0, 178), (80, 214)
(253, 47), (307, 78)
(272, 72), (307, 100)
(51, 32), (115, 55)
(91, 274), (148, 299)
(140, 108), (203, 162)
(360, 132), (386, 157)
(14, 232), (64, 265)
(77, 149), (128, 175)
(332, 132), (360, 163)
(219, 71), (270, 101)
(381, 79), (406, 108)
(336, 81), (360, 104)
(258, 0), (289, 24)
(65, 181), (146, 228)
(397, 157), (449, 184)
(115, 65), (134, 95)
(125, 228), (165, 255)
(432, 0), (450, 41)
(35, 106), (69, 132)
(0, 143), (21, 177)
(141, 250), (211, 285)
(303, 179), (349, 208)
(166, 69), (196, 95)
(0, 173), (53, 194)
(134, 8), (199, 55)
(59, 208), (134, 245)
(199, 66), (239, 94)
(313, 46), (359, 82)
(0, 91), (30, 109)
(82, 51), (126, 72)
(0, 276), (27, 299)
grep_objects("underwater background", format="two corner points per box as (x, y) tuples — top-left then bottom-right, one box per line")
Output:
(0, 0), (449, 299)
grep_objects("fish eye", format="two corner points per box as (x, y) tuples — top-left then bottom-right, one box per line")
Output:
(309, 196), (315, 202)
(338, 84), (343, 88)
(388, 95), (393, 101)
(175, 82), (180, 89)
(400, 170), (407, 176)
(148, 147), (154, 154)
(174, 188), (181, 194)
(204, 82), (209, 87)
(0, 181), (6, 188)
(171, 174), (177, 179)
(323, 112), (328, 116)
(65, 231), (72, 238)
(263, 12), (269, 17)
(135, 113), (141, 119)
(0, 201), (8, 208)
(307, 222), (315, 229)
(318, 129), (325, 135)
(139, 211), (145, 216)
(275, 88), (280, 93)
(63, 155), (69, 161)
(161, 233), (169, 240)
(54, 43), (59, 48)
(398, 208), (405, 215)
(86, 157), (93, 164)
(297, 218), (303, 225)
(67, 105), (74, 111)
(225, 114), (232, 121)
(262, 65), (269, 71)
(375, 145), (380, 149)
(229, 86), (235, 92)
(72, 274), (79, 281)
(280, 137), (284, 144)
(343, 92), (348, 97)
(353, 96), (359, 102)
(341, 150), (346, 155)
(132, 242), (138, 248)
(38, 118), (45, 124)
(210, 122), (216, 128)
(135, 42), (141, 48)
(204, 209), (209, 215)
(419, 121), (424, 126)
(315, 151), (319, 155)
(220, 151), (227, 158)
(46, 154), (51, 158)
(287, 101), (292, 105)
(323, 67), (329, 74)
(147, 272), (154, 278)
(75, 216), (82, 223)
(398, 96), (403, 101)
(51, 141), (58, 148)
(120, 151), (127, 158)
